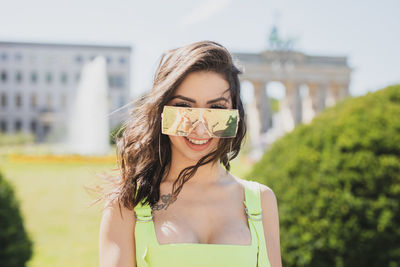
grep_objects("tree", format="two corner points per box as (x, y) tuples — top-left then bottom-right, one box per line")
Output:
(0, 172), (33, 267)
(249, 85), (400, 266)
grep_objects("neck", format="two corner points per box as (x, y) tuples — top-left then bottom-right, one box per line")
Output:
(164, 152), (227, 186)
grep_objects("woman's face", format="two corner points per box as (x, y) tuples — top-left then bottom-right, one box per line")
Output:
(166, 71), (232, 163)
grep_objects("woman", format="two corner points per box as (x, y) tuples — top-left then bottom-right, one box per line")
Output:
(99, 41), (282, 267)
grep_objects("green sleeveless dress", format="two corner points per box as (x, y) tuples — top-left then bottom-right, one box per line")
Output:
(134, 180), (271, 267)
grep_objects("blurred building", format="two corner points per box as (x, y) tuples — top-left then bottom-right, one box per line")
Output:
(235, 50), (351, 132)
(0, 41), (131, 141)
(234, 27), (352, 158)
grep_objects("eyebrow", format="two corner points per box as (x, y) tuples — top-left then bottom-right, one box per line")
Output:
(170, 95), (230, 104)
(170, 88), (231, 104)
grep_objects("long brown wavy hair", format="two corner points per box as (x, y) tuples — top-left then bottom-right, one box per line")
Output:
(109, 41), (247, 209)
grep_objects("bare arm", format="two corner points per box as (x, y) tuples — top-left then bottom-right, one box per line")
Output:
(99, 200), (136, 267)
(260, 184), (282, 267)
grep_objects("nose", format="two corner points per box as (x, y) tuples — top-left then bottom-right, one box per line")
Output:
(191, 121), (211, 138)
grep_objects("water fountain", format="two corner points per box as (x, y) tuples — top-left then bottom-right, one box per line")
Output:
(66, 56), (110, 155)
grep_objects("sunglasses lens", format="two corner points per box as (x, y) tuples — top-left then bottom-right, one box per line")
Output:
(161, 106), (239, 138)
(202, 109), (238, 137)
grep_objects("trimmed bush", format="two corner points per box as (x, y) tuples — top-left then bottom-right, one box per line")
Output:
(249, 85), (400, 266)
(0, 172), (33, 267)
(110, 123), (124, 145)
(0, 133), (35, 146)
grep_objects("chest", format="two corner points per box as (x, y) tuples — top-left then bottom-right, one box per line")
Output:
(152, 193), (252, 245)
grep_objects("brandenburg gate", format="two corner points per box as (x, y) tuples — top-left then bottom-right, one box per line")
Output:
(234, 50), (352, 136)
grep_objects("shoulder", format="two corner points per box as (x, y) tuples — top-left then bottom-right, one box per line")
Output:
(255, 182), (282, 266)
(240, 178), (278, 214)
(99, 199), (136, 243)
(232, 176), (277, 206)
(237, 179), (282, 266)
(99, 199), (136, 266)
(258, 183), (277, 208)
(102, 198), (136, 225)
(234, 177), (276, 199)
(253, 182), (279, 217)
(253, 181), (279, 229)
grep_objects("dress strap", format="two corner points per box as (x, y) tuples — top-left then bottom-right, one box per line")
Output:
(134, 201), (153, 267)
(135, 201), (153, 222)
(243, 180), (271, 267)
(243, 180), (263, 220)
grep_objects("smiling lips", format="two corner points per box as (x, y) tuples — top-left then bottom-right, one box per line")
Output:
(184, 136), (212, 151)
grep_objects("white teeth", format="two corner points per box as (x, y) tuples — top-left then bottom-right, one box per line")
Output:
(186, 137), (210, 145)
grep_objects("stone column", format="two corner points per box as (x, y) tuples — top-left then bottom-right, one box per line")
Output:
(327, 82), (351, 107)
(301, 85), (315, 124)
(325, 83), (338, 107)
(252, 81), (271, 134)
(339, 83), (350, 99)
(308, 83), (325, 114)
(307, 83), (328, 114)
(283, 81), (302, 125)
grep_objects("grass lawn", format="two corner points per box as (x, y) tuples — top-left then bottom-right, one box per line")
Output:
(0, 153), (253, 267)
(1, 160), (115, 267)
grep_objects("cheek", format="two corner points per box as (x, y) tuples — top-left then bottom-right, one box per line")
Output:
(202, 138), (223, 155)
(168, 135), (181, 147)
(210, 138), (220, 150)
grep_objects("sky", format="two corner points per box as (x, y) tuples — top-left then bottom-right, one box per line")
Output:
(1, 0), (399, 100)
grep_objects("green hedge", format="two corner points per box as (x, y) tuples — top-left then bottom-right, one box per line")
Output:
(110, 123), (124, 145)
(0, 133), (35, 146)
(0, 172), (33, 267)
(249, 85), (400, 266)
